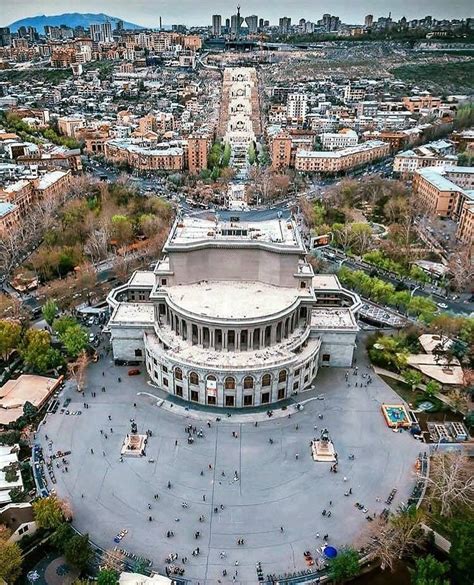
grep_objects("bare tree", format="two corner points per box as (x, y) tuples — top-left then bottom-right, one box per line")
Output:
(426, 451), (474, 517)
(363, 507), (426, 572)
(447, 245), (474, 292)
(67, 350), (91, 393)
(102, 548), (126, 573)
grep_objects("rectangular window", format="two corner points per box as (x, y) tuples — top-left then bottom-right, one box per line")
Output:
(135, 349), (143, 357)
(163, 378), (168, 387)
(293, 381), (299, 390)
(207, 395), (216, 405)
(175, 385), (183, 397)
(304, 375), (309, 383)
(161, 278), (167, 286)
(191, 390), (199, 402)
(225, 395), (235, 407)
(162, 365), (168, 373)
(322, 354), (330, 362)
(243, 394), (253, 406)
(277, 388), (285, 400)
(261, 392), (270, 404)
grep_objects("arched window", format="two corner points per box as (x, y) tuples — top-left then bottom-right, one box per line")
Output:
(224, 376), (236, 390)
(278, 370), (287, 383)
(262, 374), (271, 387)
(243, 376), (254, 389)
(175, 367), (183, 381)
(189, 372), (199, 385)
(207, 375), (217, 382)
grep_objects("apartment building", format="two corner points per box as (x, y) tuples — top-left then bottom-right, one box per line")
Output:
(393, 140), (458, 179)
(187, 135), (211, 174)
(320, 129), (358, 151)
(286, 93), (308, 122)
(402, 95), (441, 113)
(271, 132), (292, 171)
(104, 139), (184, 171)
(295, 140), (390, 174)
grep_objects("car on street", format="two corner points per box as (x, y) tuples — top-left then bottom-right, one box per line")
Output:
(128, 368), (141, 376)
(436, 303), (448, 309)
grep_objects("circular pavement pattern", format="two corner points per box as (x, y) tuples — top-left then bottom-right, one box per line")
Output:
(37, 341), (421, 584)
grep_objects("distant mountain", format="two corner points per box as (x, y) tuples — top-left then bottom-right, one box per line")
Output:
(8, 12), (144, 33)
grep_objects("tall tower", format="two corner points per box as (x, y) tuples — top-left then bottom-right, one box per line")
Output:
(237, 5), (241, 39)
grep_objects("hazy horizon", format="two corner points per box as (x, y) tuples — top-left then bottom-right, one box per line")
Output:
(2, 0), (473, 28)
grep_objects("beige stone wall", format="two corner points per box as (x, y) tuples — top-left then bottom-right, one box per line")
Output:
(168, 247), (302, 287)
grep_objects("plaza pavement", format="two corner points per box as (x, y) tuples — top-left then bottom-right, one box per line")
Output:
(37, 336), (422, 584)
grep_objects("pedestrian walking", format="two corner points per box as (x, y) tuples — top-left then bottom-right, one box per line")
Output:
(90, 448), (94, 454)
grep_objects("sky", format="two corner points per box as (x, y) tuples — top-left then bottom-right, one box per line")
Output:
(2, 0), (473, 27)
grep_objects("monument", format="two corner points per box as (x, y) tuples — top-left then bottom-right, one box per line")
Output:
(121, 420), (147, 458)
(311, 428), (336, 462)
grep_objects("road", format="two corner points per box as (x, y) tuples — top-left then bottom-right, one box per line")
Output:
(319, 247), (474, 316)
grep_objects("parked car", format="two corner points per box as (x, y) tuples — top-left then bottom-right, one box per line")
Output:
(128, 368), (141, 376)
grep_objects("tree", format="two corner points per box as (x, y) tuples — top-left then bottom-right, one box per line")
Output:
(424, 381), (441, 398)
(97, 568), (119, 585)
(32, 495), (70, 529)
(111, 215), (133, 246)
(42, 299), (58, 326)
(23, 401), (38, 421)
(327, 547), (360, 583)
(364, 506), (426, 572)
(402, 369), (423, 391)
(59, 324), (89, 358)
(409, 554), (449, 585)
(449, 519), (474, 585)
(50, 522), (74, 552)
(426, 451), (474, 517)
(0, 539), (23, 583)
(0, 320), (21, 361)
(21, 329), (64, 374)
(52, 316), (77, 336)
(64, 533), (93, 572)
(67, 351), (91, 393)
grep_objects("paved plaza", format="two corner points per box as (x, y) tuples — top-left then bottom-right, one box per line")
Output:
(37, 338), (421, 584)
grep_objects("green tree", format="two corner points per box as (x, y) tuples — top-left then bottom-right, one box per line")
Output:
(23, 401), (38, 421)
(21, 329), (64, 374)
(52, 316), (77, 336)
(32, 496), (66, 529)
(64, 533), (93, 572)
(59, 324), (89, 358)
(0, 539), (23, 583)
(425, 380), (441, 398)
(327, 547), (360, 583)
(403, 369), (423, 391)
(97, 568), (119, 585)
(409, 554), (450, 585)
(50, 522), (74, 552)
(222, 143), (231, 167)
(42, 299), (59, 326)
(0, 320), (22, 361)
(111, 215), (133, 245)
(449, 520), (474, 585)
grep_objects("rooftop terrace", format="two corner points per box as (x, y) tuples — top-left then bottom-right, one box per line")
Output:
(167, 215), (303, 249)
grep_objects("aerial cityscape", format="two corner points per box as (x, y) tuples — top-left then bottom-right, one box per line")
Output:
(0, 2), (473, 585)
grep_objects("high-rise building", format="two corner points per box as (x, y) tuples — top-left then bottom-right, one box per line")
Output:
(225, 18), (231, 30)
(0, 27), (11, 47)
(279, 17), (292, 34)
(245, 15), (258, 34)
(259, 18), (264, 29)
(286, 93), (308, 121)
(101, 21), (113, 42)
(365, 14), (373, 27)
(212, 14), (222, 36)
(90, 23), (102, 42)
(231, 6), (243, 38)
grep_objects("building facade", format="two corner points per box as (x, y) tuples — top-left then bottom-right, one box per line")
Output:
(107, 215), (361, 408)
(295, 140), (390, 174)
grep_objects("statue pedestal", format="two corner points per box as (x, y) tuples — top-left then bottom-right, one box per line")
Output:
(311, 438), (336, 462)
(121, 433), (147, 457)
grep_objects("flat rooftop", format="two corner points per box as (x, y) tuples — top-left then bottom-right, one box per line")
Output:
(312, 274), (341, 291)
(129, 271), (155, 287)
(111, 303), (155, 325)
(166, 281), (306, 320)
(168, 216), (303, 249)
(311, 308), (357, 330)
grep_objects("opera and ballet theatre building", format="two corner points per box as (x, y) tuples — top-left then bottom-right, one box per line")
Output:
(107, 214), (361, 408)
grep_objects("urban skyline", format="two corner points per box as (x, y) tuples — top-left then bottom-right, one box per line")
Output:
(2, 0), (473, 28)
